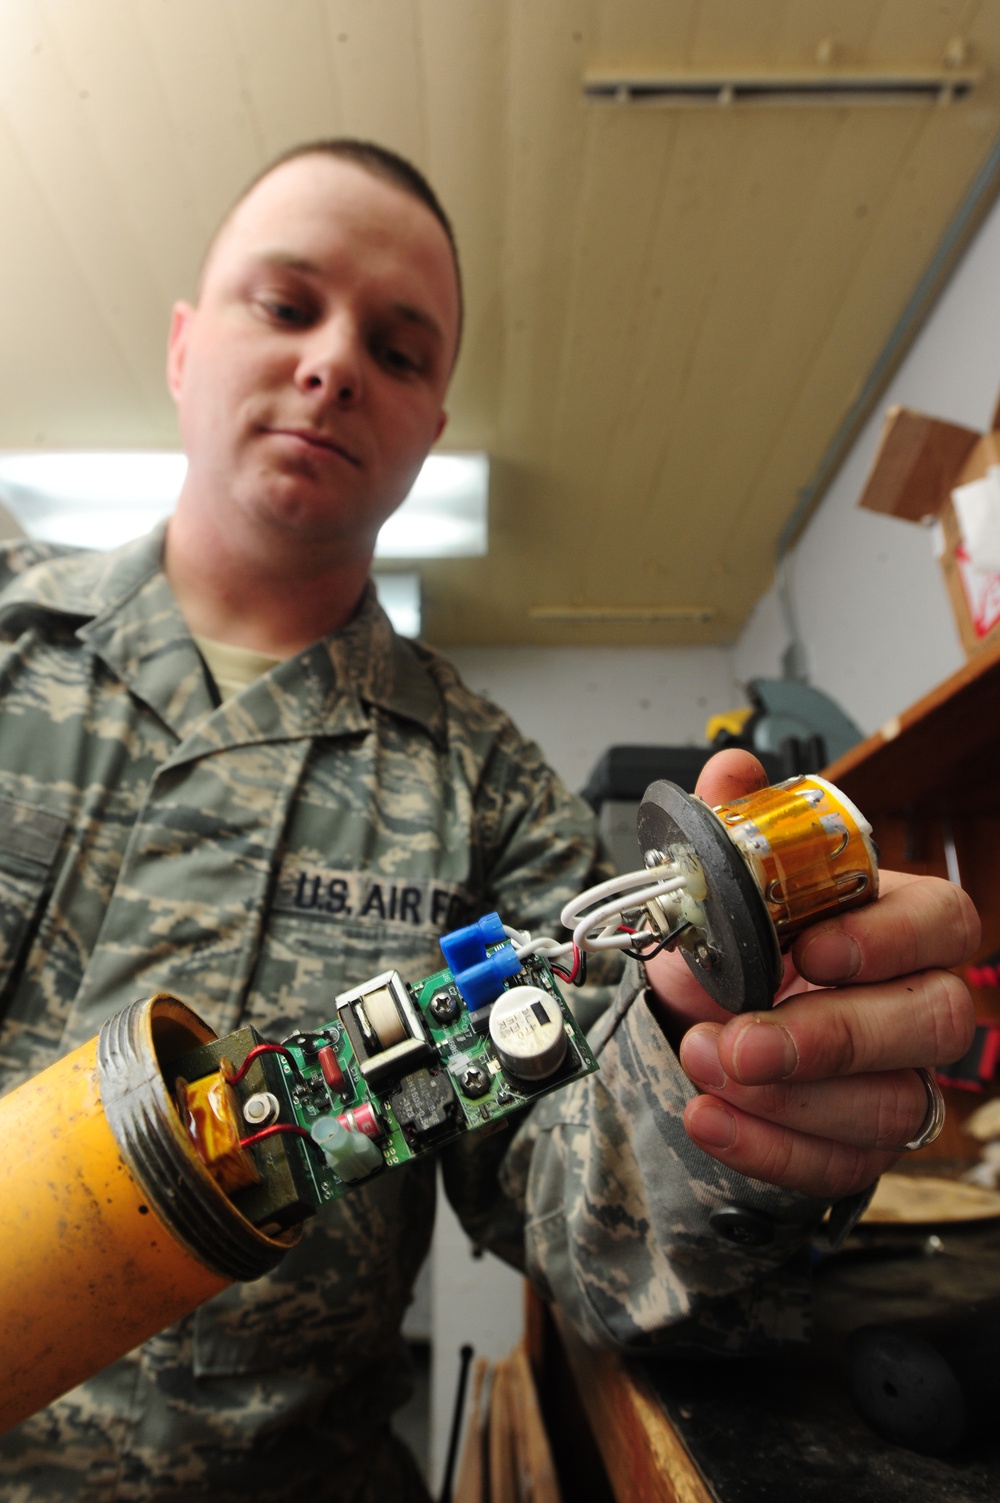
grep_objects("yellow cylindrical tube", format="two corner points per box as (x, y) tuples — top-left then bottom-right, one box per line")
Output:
(714, 774), (880, 943)
(0, 994), (293, 1433)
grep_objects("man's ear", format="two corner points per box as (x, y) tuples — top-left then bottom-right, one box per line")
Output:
(166, 302), (195, 402)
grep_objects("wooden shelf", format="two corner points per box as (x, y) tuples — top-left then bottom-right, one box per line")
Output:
(825, 641), (1000, 1157)
(825, 635), (1000, 815)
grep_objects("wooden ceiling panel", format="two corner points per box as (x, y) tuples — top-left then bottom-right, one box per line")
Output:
(0, 122), (147, 447)
(562, 111), (851, 610)
(496, 0), (600, 465)
(592, 0), (701, 65)
(585, 115), (755, 537)
(224, 1), (342, 161)
(418, 0), (507, 438)
(41, 0), (197, 303)
(865, 0), (984, 62)
(545, 110), (680, 488)
(688, 110), (931, 575)
(730, 101), (1000, 546)
(325, 0), (425, 164)
(688, 0), (805, 64)
(0, 3), (170, 432)
(134, 1), (264, 257)
(0, 1), (999, 645)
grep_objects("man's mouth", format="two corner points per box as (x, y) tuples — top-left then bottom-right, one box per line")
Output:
(267, 428), (362, 467)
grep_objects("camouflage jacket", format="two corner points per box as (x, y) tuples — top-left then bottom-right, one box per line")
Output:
(0, 529), (827, 1502)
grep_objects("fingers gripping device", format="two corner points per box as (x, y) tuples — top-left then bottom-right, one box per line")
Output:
(0, 773), (877, 1430)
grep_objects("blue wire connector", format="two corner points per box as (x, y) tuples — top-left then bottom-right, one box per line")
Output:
(440, 912), (522, 1011)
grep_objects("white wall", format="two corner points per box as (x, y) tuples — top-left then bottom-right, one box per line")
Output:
(734, 191), (1000, 732)
(447, 644), (740, 793)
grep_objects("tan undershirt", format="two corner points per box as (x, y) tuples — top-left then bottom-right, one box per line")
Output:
(193, 634), (283, 703)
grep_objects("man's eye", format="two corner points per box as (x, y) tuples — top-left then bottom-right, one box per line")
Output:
(259, 298), (311, 327)
(380, 344), (422, 375)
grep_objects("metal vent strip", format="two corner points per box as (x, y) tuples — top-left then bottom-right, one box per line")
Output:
(528, 605), (715, 624)
(583, 71), (980, 109)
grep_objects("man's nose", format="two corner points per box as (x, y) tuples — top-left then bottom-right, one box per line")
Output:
(296, 315), (363, 406)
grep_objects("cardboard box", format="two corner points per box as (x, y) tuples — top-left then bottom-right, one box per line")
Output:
(858, 400), (1000, 658)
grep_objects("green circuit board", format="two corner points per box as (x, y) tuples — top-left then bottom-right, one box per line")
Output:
(168, 942), (598, 1232)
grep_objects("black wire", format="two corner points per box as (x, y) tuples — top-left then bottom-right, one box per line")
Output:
(624, 920), (693, 962)
(553, 948), (588, 987)
(438, 1344), (475, 1503)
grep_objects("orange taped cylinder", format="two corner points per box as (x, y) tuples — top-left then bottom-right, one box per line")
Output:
(713, 774), (880, 942)
(0, 993), (294, 1433)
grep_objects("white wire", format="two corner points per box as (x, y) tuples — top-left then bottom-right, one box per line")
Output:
(513, 933), (574, 961)
(502, 925), (569, 960)
(570, 877), (685, 954)
(505, 865), (688, 962)
(559, 865), (678, 929)
(574, 923), (654, 954)
(568, 877), (685, 940)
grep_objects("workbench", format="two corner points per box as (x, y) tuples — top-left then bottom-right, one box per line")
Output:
(530, 1212), (1000, 1502)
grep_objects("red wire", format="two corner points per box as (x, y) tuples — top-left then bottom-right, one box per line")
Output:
(553, 942), (582, 985)
(239, 1123), (313, 1151)
(223, 1043), (297, 1086)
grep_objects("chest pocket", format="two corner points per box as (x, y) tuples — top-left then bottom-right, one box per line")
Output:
(0, 796), (67, 1000)
(241, 911), (451, 1042)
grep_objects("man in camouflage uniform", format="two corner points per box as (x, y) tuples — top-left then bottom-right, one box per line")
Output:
(0, 141), (977, 1500)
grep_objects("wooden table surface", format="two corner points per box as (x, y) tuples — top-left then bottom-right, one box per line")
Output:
(534, 1216), (1000, 1503)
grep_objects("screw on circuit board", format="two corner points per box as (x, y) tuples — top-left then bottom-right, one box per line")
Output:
(429, 990), (461, 1024)
(458, 1065), (490, 1098)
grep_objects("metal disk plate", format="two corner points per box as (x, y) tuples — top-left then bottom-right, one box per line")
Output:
(637, 780), (782, 1014)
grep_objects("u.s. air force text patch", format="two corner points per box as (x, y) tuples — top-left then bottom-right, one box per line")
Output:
(273, 865), (473, 934)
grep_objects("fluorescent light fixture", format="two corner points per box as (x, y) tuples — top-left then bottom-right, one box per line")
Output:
(0, 450), (489, 558)
(0, 452), (187, 549)
(375, 453), (488, 558)
(372, 572), (421, 638)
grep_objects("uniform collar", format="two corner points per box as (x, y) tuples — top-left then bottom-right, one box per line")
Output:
(0, 525), (447, 749)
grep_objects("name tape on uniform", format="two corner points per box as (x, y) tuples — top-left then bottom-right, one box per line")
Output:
(274, 865), (473, 934)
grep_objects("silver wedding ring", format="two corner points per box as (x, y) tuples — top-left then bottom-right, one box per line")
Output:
(891, 1067), (946, 1153)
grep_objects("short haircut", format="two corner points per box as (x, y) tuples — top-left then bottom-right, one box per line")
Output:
(202, 137), (463, 348)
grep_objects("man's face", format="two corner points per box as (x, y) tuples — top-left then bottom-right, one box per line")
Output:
(167, 154), (460, 559)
